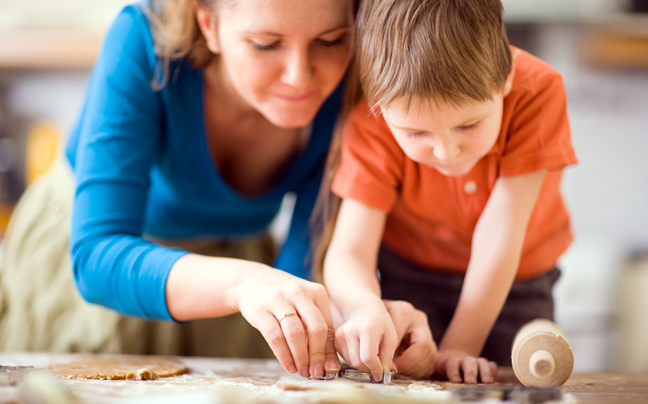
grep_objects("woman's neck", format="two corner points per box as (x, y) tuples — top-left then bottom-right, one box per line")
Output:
(202, 61), (272, 133)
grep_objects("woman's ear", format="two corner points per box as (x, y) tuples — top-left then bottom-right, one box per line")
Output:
(195, 4), (220, 54)
(503, 48), (521, 97)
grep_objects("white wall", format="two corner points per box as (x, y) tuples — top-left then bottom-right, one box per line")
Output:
(529, 25), (648, 372)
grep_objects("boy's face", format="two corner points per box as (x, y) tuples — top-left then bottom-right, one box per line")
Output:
(380, 94), (504, 177)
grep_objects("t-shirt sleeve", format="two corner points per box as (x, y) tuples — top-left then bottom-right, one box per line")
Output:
(500, 70), (578, 177)
(331, 101), (404, 212)
(69, 5), (187, 322)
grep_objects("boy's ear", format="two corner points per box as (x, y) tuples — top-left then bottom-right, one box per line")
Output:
(502, 48), (521, 97)
(195, 4), (220, 54)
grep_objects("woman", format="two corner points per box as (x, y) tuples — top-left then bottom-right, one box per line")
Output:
(0, 0), (352, 379)
(1, 0), (436, 380)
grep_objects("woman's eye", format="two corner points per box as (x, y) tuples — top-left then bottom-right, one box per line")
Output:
(317, 35), (346, 47)
(251, 41), (280, 51)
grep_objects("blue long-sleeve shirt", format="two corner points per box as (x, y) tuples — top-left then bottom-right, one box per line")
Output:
(65, 2), (341, 321)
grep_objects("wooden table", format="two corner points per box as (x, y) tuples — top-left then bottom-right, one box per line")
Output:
(1, 353), (647, 404)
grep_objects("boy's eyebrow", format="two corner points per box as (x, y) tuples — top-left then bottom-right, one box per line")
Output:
(390, 124), (425, 132)
(456, 114), (486, 126)
(242, 26), (351, 38)
(390, 113), (487, 132)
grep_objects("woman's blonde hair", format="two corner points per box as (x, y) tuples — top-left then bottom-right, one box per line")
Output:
(311, 60), (362, 283)
(358, 0), (512, 110)
(144, 0), (222, 90)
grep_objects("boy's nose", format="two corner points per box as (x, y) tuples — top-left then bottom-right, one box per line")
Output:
(432, 139), (460, 161)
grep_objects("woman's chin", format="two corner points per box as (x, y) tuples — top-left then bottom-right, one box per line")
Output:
(259, 103), (320, 128)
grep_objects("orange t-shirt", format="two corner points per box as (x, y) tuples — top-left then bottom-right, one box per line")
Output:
(332, 49), (578, 280)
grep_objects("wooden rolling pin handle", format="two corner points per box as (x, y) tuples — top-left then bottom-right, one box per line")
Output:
(511, 319), (574, 387)
(529, 349), (555, 379)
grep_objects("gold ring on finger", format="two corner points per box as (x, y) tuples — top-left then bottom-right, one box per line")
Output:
(279, 311), (297, 323)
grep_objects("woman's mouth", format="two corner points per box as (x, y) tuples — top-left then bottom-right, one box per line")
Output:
(276, 92), (314, 102)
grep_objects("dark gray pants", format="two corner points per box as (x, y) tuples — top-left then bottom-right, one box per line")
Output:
(378, 247), (561, 366)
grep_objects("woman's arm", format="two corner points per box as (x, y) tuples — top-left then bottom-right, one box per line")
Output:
(166, 254), (338, 379)
(436, 169), (548, 383)
(70, 6), (180, 320)
(324, 198), (397, 381)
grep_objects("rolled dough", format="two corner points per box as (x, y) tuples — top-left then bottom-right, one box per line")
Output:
(46, 355), (187, 380)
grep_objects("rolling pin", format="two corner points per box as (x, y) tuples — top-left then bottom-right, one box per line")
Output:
(511, 319), (574, 387)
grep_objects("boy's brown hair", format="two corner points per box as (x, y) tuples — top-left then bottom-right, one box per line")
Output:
(357, 0), (512, 109)
(311, 0), (513, 280)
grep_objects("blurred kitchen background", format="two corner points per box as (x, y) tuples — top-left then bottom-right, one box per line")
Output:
(0, 0), (647, 373)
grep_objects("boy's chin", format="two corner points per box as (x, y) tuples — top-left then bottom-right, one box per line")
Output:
(429, 163), (475, 177)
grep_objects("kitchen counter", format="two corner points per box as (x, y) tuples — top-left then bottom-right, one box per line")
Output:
(1, 353), (647, 404)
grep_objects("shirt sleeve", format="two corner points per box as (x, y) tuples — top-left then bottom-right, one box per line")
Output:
(69, 5), (187, 321)
(500, 69), (578, 177)
(331, 100), (405, 212)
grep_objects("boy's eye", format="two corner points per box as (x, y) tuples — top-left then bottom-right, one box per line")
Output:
(250, 40), (280, 51)
(458, 122), (480, 132)
(405, 131), (425, 138)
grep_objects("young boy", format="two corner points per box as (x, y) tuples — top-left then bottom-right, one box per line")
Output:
(323, 0), (578, 383)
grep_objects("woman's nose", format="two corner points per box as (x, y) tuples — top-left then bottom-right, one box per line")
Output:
(282, 48), (314, 87)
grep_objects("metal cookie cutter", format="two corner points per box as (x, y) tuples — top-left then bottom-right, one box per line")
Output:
(311, 366), (393, 385)
(451, 386), (563, 403)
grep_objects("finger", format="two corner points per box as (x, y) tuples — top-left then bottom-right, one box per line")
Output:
(445, 357), (462, 383)
(254, 314), (296, 374)
(460, 357), (479, 384)
(323, 324), (340, 374)
(295, 301), (329, 378)
(278, 310), (309, 378)
(384, 300), (412, 342)
(393, 341), (434, 379)
(334, 328), (351, 366)
(377, 327), (399, 376)
(477, 358), (495, 384)
(309, 287), (341, 373)
(360, 331), (384, 382)
(394, 324), (436, 378)
(345, 333), (364, 372)
(490, 361), (499, 380)
(394, 349), (428, 378)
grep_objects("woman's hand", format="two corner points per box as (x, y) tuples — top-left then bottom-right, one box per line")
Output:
(434, 348), (498, 384)
(384, 300), (437, 379)
(233, 265), (340, 379)
(334, 296), (398, 382)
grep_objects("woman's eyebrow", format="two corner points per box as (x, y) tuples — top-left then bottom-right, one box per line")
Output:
(242, 25), (351, 38)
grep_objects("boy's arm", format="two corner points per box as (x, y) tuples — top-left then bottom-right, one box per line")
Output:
(323, 198), (396, 381)
(437, 169), (548, 383)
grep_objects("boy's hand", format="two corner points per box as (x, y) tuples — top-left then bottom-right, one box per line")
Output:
(384, 300), (437, 379)
(334, 298), (398, 382)
(434, 348), (498, 384)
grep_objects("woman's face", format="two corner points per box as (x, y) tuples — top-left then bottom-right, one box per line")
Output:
(198, 0), (354, 128)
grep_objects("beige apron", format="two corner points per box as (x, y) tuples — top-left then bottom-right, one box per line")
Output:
(0, 158), (274, 358)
